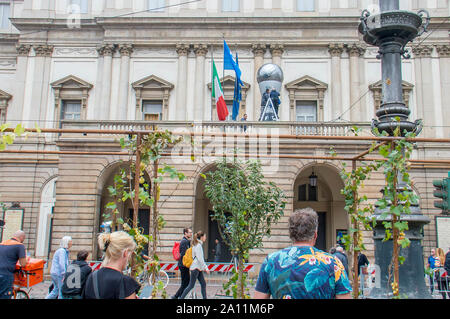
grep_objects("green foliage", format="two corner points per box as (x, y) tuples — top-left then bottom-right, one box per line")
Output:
(223, 268), (253, 299)
(104, 130), (185, 299)
(373, 121), (418, 297)
(203, 156), (286, 298)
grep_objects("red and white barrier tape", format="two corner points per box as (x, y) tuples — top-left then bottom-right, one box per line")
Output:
(89, 261), (255, 272)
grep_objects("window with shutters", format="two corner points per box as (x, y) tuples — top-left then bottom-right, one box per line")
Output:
(142, 101), (163, 121)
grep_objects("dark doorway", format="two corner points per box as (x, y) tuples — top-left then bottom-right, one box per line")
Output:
(207, 210), (232, 262)
(314, 212), (326, 251)
(128, 209), (150, 256)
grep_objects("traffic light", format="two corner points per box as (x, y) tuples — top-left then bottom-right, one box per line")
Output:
(433, 173), (450, 213)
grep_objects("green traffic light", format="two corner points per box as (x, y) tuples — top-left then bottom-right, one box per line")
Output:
(433, 178), (449, 213)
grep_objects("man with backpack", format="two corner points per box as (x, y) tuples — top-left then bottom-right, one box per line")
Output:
(172, 227), (192, 299)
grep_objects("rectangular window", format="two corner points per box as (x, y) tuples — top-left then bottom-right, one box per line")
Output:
(69, 0), (89, 14)
(222, 0), (239, 12)
(298, 184), (307, 201)
(0, 2), (11, 29)
(297, 0), (315, 12)
(296, 101), (317, 122)
(61, 101), (82, 120)
(148, 0), (165, 12)
(143, 101), (163, 120)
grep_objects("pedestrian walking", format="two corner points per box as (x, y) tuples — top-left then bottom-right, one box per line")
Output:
(254, 208), (352, 299)
(61, 250), (92, 299)
(357, 252), (369, 276)
(179, 231), (210, 299)
(213, 239), (222, 262)
(333, 246), (349, 277)
(172, 227), (192, 299)
(0, 230), (28, 299)
(427, 248), (438, 293)
(82, 231), (140, 299)
(436, 247), (449, 299)
(46, 236), (72, 299)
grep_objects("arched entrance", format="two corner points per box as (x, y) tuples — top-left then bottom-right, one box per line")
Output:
(293, 163), (347, 252)
(36, 176), (57, 259)
(194, 164), (232, 262)
(96, 161), (151, 259)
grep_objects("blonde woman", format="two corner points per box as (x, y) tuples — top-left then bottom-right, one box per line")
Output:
(180, 231), (210, 299)
(46, 236), (72, 299)
(82, 231), (140, 299)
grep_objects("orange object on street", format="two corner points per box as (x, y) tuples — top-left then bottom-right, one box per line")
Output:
(14, 258), (46, 288)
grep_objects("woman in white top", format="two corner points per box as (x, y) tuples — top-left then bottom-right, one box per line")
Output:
(180, 231), (210, 299)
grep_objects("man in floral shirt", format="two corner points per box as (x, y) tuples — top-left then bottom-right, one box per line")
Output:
(254, 208), (352, 299)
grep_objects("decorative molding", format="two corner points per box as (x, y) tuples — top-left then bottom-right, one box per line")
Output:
(193, 44), (208, 56)
(16, 44), (31, 57)
(176, 43), (191, 56)
(285, 75), (328, 122)
(328, 43), (345, 57)
(0, 89), (12, 123)
(269, 44), (284, 57)
(118, 44), (134, 57)
(369, 80), (414, 110)
(436, 45), (450, 58)
(96, 44), (116, 57)
(346, 43), (366, 57)
(0, 59), (16, 70)
(132, 75), (174, 121)
(34, 45), (54, 57)
(54, 47), (98, 57)
(50, 75), (93, 122)
(252, 43), (267, 57)
(412, 45), (433, 58)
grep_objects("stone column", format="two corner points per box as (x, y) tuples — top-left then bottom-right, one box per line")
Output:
(117, 44), (133, 120)
(175, 43), (190, 121)
(30, 45), (53, 126)
(193, 44), (208, 121)
(97, 44), (116, 120)
(436, 45), (450, 137)
(346, 43), (366, 122)
(328, 43), (345, 121)
(252, 43), (266, 121)
(270, 44), (284, 67)
(412, 45), (434, 137)
(9, 44), (31, 125)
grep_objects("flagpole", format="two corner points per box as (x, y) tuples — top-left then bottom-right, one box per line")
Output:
(211, 43), (214, 121)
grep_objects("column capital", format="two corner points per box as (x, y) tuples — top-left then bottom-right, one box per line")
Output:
(97, 44), (116, 56)
(328, 43), (345, 57)
(346, 43), (366, 57)
(176, 43), (191, 56)
(269, 44), (284, 57)
(34, 44), (54, 57)
(16, 44), (31, 56)
(193, 44), (208, 56)
(412, 45), (433, 58)
(435, 45), (450, 58)
(252, 43), (267, 57)
(118, 44), (134, 57)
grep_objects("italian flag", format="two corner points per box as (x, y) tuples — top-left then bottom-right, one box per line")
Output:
(212, 59), (228, 121)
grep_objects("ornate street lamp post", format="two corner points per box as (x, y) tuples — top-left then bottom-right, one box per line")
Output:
(359, 0), (432, 298)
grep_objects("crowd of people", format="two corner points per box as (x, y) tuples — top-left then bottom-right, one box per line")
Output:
(1, 207), (449, 299)
(427, 247), (450, 299)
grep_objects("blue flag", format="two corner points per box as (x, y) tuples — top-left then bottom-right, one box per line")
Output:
(223, 40), (242, 79)
(232, 52), (243, 121)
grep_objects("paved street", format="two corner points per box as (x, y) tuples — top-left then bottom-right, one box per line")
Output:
(21, 274), (445, 299)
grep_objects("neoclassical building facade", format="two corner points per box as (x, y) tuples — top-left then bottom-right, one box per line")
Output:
(0, 0), (450, 268)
